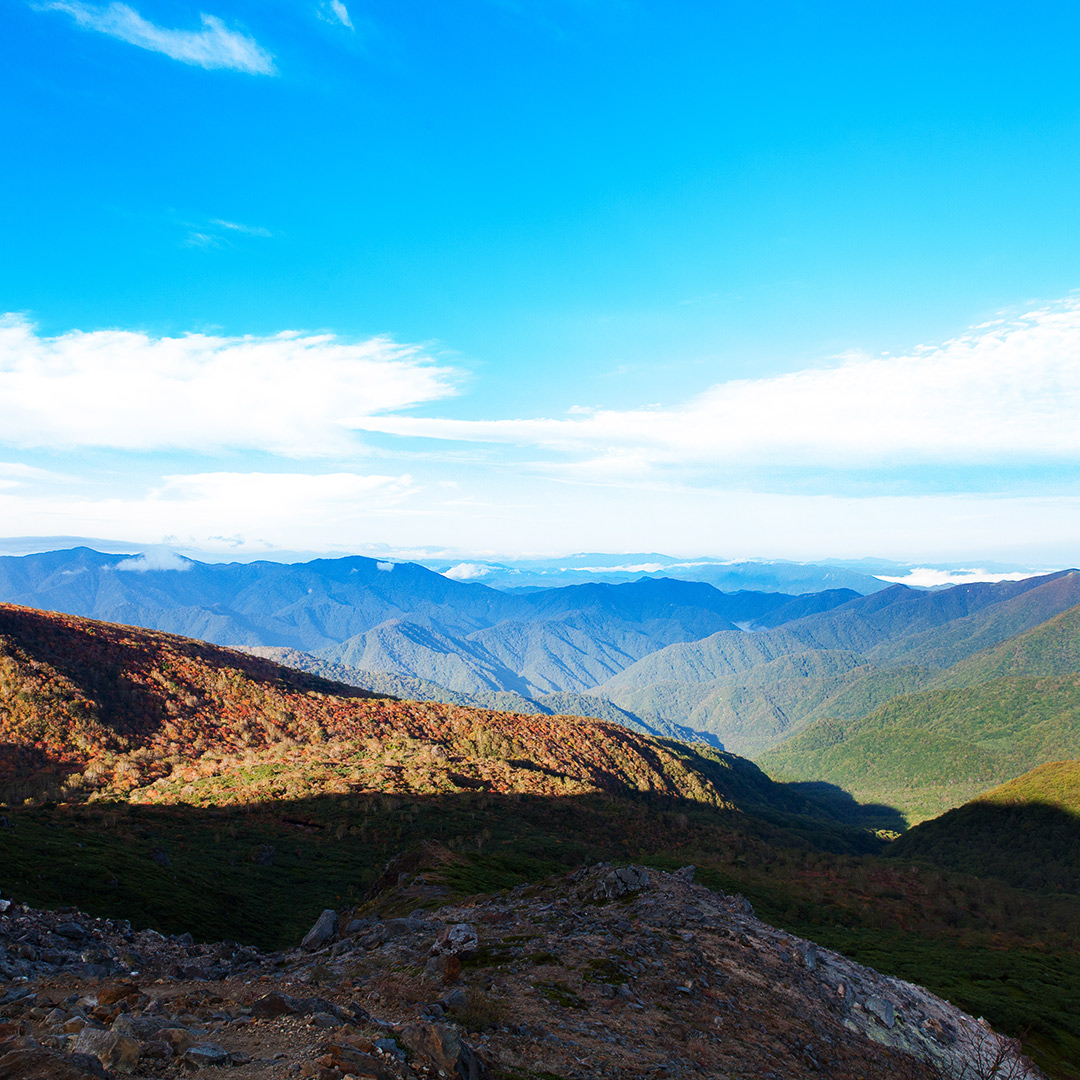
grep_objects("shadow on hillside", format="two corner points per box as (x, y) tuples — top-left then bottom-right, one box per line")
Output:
(0, 776), (904, 951)
(890, 800), (1080, 895)
(782, 780), (908, 833)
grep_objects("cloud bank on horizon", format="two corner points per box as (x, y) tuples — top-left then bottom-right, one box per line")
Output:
(0, 301), (1079, 563)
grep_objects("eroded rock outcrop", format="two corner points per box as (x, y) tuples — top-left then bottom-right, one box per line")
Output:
(0, 864), (1045, 1080)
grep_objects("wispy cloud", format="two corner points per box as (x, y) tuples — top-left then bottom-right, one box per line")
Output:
(0, 462), (67, 490)
(322, 0), (353, 30)
(37, 2), (276, 74)
(179, 216), (273, 250)
(0, 316), (458, 455)
(350, 300), (1080, 475)
(210, 218), (273, 237)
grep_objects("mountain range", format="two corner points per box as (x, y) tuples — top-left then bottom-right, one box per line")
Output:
(1, 602), (1078, 1078)
(4, 548), (1080, 826)
(0, 547), (861, 699)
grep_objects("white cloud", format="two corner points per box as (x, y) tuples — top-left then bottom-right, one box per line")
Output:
(156, 471), (418, 512)
(376, 560), (394, 571)
(0, 462), (66, 489)
(210, 219), (272, 237)
(329, 0), (353, 29)
(350, 300), (1080, 470)
(4, 482), (1080, 564)
(0, 316), (458, 455)
(875, 567), (1054, 588)
(114, 549), (192, 572)
(37, 1), (276, 74)
(0, 470), (422, 553)
(443, 562), (495, 580)
(2, 471), (1079, 564)
(315, 0), (353, 30)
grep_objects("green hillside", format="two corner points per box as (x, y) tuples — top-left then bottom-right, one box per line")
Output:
(598, 571), (1080, 756)
(888, 761), (1080, 893)
(872, 578), (1080, 671)
(934, 603), (1080, 687)
(758, 675), (1080, 823)
(610, 650), (934, 756)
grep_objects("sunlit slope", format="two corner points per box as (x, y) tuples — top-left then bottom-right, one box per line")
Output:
(888, 761), (1080, 893)
(0, 603), (822, 819)
(933, 603), (1080, 687)
(758, 676), (1080, 823)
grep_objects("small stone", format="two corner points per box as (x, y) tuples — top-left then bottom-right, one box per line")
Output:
(400, 1022), (490, 1080)
(797, 942), (818, 971)
(251, 991), (301, 1018)
(95, 982), (139, 1006)
(140, 1040), (173, 1061)
(181, 1043), (231, 1069)
(155, 1027), (198, 1055)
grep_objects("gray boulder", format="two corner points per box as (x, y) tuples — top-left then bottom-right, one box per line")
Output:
(301, 908), (338, 951)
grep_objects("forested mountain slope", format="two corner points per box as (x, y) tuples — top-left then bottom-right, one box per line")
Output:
(887, 760), (1080, 893)
(758, 594), (1080, 822)
(597, 571), (1080, 755)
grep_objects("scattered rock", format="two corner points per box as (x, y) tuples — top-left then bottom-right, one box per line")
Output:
(252, 845), (276, 866)
(301, 909), (339, 951)
(251, 991), (300, 1019)
(583, 865), (650, 902)
(73, 1026), (141, 1070)
(423, 953), (462, 985)
(864, 995), (896, 1029)
(155, 1027), (199, 1055)
(0, 1047), (108, 1080)
(400, 1021), (490, 1080)
(181, 1042), (231, 1069)
(431, 923), (477, 958)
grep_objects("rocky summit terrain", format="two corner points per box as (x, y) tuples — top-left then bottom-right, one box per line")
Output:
(0, 859), (1041, 1080)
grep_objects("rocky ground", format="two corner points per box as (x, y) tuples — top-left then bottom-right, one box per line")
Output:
(0, 860), (1043, 1080)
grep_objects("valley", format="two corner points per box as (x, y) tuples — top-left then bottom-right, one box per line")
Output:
(1, 597), (1079, 1077)
(3, 549), (1079, 823)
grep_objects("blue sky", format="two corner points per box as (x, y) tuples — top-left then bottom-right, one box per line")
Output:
(2, 0), (1080, 564)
